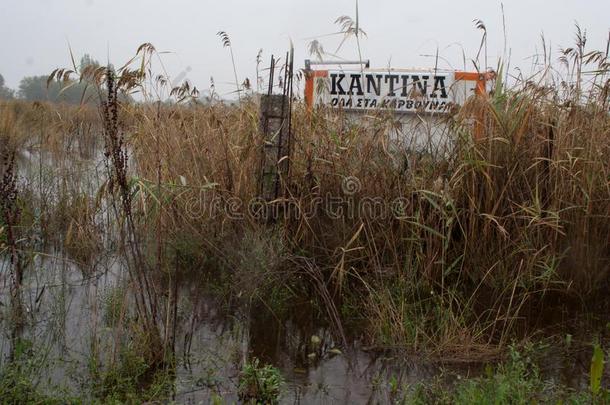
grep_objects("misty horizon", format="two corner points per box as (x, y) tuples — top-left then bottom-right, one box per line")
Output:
(1, 0), (609, 99)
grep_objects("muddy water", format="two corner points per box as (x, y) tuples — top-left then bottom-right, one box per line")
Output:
(2, 145), (606, 403)
(0, 254), (448, 403)
(1, 252), (605, 403)
(4, 144), (456, 403)
(0, 248), (481, 404)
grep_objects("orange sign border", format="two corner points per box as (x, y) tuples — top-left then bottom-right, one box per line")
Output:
(303, 69), (495, 140)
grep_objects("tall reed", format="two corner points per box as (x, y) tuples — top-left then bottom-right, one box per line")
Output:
(1, 31), (608, 357)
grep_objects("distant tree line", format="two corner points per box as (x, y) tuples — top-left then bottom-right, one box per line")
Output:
(0, 73), (15, 100)
(0, 54), (117, 104)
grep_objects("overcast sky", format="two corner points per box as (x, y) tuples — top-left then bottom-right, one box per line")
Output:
(1, 0), (608, 97)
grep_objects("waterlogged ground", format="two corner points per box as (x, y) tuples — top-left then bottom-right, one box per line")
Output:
(0, 254), (447, 403)
(1, 142), (608, 403)
(0, 253), (607, 403)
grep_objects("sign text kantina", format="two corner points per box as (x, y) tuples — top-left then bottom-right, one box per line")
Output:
(322, 71), (456, 113)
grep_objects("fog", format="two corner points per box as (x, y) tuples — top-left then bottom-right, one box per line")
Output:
(1, 0), (608, 97)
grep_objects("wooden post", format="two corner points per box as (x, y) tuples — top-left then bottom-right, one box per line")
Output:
(258, 94), (290, 201)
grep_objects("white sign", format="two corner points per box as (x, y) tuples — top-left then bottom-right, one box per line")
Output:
(312, 70), (467, 114)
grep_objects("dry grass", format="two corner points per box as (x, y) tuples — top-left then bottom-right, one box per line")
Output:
(0, 37), (608, 357)
(125, 82), (608, 352)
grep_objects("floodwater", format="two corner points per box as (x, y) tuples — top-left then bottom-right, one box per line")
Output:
(0, 253), (452, 403)
(0, 252), (605, 403)
(1, 143), (607, 403)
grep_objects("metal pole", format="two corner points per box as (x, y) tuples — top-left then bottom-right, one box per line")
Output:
(304, 59), (370, 70)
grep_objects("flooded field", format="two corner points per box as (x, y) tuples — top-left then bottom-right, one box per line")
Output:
(0, 32), (609, 401)
(1, 251), (608, 404)
(0, 252), (428, 402)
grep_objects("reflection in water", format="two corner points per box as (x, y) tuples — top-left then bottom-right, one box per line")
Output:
(0, 255), (603, 403)
(2, 143), (607, 403)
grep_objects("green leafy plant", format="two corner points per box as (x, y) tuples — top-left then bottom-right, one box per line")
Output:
(406, 346), (596, 404)
(0, 339), (78, 404)
(590, 344), (605, 397)
(238, 358), (283, 404)
(89, 340), (174, 403)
